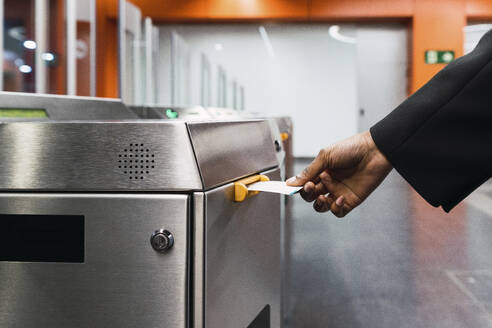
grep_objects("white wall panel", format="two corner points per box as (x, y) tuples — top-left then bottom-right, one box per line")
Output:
(356, 25), (408, 132)
(157, 24), (359, 157)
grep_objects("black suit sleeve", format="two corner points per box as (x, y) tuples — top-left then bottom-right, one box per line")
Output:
(370, 29), (492, 212)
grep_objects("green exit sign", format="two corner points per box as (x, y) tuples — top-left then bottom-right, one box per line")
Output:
(425, 50), (455, 64)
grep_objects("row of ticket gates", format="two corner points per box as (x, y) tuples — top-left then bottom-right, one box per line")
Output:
(0, 93), (293, 180)
(133, 104), (294, 178)
(0, 92), (294, 328)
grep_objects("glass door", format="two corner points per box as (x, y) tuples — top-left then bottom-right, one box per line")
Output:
(118, 0), (142, 104)
(1, 0), (96, 95)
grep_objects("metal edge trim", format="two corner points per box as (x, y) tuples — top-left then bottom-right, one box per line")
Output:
(186, 122), (205, 189)
(193, 192), (205, 328)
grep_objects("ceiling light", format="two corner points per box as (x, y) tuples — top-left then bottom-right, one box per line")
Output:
(215, 43), (223, 51)
(259, 26), (275, 58)
(19, 65), (32, 73)
(328, 25), (356, 44)
(42, 52), (55, 61)
(23, 40), (37, 49)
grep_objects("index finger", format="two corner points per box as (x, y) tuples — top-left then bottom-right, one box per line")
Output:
(286, 149), (328, 186)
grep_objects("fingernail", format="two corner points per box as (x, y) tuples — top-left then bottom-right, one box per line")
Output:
(336, 196), (344, 207)
(286, 176), (297, 184)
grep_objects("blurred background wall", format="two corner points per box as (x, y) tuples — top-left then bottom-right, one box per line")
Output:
(2, 0), (492, 156)
(159, 24), (359, 156)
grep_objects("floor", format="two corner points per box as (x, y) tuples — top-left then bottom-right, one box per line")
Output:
(284, 158), (492, 328)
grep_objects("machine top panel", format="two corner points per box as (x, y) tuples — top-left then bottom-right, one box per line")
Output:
(188, 120), (278, 189)
(0, 120), (278, 191)
(0, 92), (137, 121)
(0, 121), (202, 191)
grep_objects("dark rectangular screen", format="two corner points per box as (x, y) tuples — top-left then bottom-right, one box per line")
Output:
(248, 305), (270, 328)
(0, 214), (84, 263)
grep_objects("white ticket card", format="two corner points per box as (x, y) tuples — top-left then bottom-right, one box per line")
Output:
(247, 181), (302, 196)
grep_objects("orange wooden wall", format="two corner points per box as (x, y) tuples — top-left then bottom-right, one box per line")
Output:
(96, 0), (492, 98)
(412, 0), (466, 93)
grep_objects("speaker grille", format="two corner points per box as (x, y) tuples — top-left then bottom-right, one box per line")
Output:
(117, 143), (156, 180)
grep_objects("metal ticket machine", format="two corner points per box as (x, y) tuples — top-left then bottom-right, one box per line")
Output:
(0, 94), (282, 328)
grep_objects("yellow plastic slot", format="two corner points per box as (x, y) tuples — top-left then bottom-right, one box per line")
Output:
(234, 174), (270, 202)
(280, 132), (289, 141)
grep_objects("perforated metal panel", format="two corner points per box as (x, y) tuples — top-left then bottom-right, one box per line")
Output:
(117, 143), (157, 180)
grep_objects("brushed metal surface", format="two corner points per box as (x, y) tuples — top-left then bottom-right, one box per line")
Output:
(0, 121), (202, 191)
(187, 120), (279, 190)
(0, 193), (189, 328)
(240, 113), (293, 180)
(0, 92), (137, 120)
(203, 168), (282, 328)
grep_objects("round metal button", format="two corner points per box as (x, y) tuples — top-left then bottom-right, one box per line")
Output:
(150, 229), (174, 252)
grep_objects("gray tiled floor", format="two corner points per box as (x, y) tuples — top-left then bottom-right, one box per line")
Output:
(284, 159), (492, 328)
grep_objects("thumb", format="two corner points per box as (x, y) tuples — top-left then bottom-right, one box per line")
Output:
(286, 149), (329, 186)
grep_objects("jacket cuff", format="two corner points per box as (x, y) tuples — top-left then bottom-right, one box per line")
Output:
(369, 124), (445, 210)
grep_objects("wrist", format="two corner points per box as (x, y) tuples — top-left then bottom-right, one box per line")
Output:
(364, 131), (392, 172)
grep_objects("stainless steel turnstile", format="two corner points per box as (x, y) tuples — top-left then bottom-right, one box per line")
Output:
(0, 101), (282, 327)
(130, 106), (288, 180)
(0, 92), (138, 120)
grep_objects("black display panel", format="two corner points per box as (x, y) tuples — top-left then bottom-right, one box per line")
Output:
(248, 305), (270, 328)
(0, 214), (84, 263)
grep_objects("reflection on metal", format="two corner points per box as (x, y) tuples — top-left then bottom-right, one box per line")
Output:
(66, 0), (76, 95)
(90, 0), (96, 96)
(35, 0), (48, 93)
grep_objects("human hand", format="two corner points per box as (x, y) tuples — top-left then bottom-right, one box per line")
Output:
(286, 131), (392, 217)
